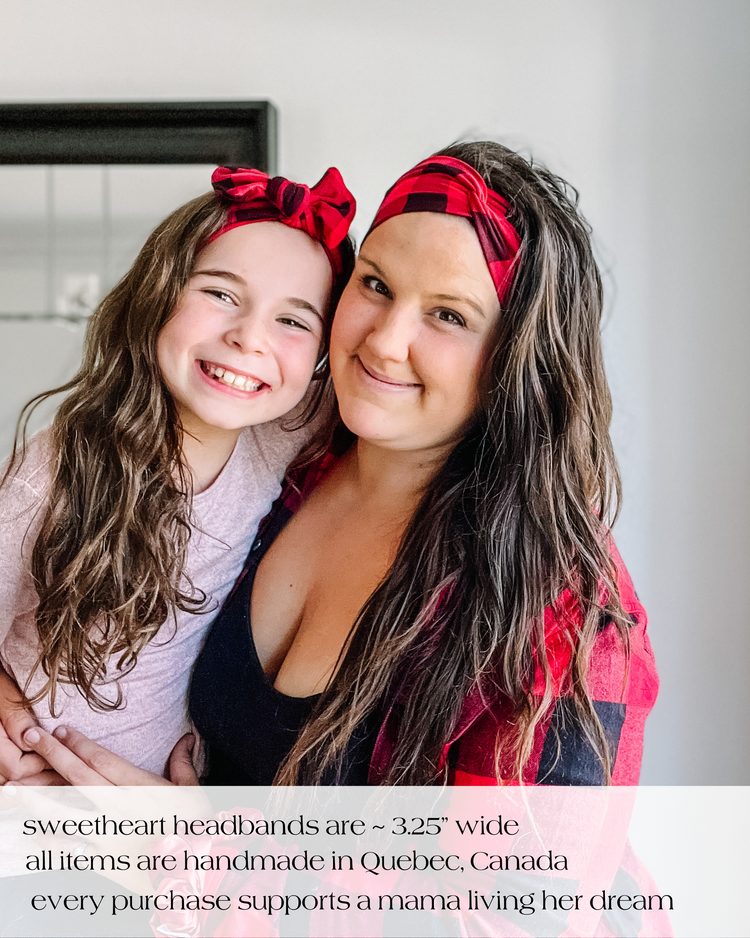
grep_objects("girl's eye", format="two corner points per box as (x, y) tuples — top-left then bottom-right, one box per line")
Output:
(434, 308), (466, 327)
(362, 275), (390, 297)
(204, 288), (235, 304)
(277, 316), (310, 332)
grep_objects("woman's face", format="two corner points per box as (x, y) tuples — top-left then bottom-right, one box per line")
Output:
(158, 222), (332, 441)
(330, 212), (501, 457)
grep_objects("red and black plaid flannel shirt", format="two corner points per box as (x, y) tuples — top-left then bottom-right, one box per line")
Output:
(274, 452), (658, 788)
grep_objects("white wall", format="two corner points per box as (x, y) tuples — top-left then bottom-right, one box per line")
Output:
(1, 0), (747, 782)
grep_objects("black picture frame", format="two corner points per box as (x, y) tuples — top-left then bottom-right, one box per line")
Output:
(0, 101), (277, 172)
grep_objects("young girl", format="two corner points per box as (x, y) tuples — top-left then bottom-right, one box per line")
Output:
(0, 164), (355, 780)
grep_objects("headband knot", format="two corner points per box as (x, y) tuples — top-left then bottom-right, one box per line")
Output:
(265, 176), (309, 220)
(211, 166), (355, 277)
(369, 155), (521, 304)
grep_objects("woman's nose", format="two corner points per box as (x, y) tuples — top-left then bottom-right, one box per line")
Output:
(364, 305), (418, 363)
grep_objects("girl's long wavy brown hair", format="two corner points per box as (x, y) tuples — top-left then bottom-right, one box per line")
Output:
(277, 141), (630, 785)
(3, 190), (353, 715)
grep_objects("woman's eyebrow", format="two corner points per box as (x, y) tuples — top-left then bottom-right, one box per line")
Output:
(432, 292), (487, 318)
(357, 255), (387, 279)
(359, 256), (488, 318)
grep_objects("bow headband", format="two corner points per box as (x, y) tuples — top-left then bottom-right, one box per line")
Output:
(369, 155), (521, 304)
(210, 166), (356, 278)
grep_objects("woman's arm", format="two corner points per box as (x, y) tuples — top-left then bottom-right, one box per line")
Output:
(0, 665), (56, 783)
(15, 724), (199, 786)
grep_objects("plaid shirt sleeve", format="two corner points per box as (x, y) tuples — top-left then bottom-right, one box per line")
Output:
(447, 540), (658, 786)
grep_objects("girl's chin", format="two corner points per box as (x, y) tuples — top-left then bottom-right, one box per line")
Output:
(177, 412), (248, 439)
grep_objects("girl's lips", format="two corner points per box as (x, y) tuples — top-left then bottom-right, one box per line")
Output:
(196, 359), (270, 397)
(356, 358), (421, 393)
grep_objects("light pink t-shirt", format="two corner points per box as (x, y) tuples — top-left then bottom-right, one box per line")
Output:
(0, 421), (307, 775)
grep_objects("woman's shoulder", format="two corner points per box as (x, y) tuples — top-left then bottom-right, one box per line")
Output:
(590, 540), (658, 707)
(542, 538), (655, 690)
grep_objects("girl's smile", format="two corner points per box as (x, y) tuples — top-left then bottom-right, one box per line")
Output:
(198, 359), (268, 395)
(158, 221), (332, 446)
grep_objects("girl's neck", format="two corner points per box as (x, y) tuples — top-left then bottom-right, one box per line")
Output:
(180, 425), (243, 494)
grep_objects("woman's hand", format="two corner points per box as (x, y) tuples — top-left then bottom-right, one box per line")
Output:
(168, 731), (201, 785)
(0, 665), (60, 784)
(17, 724), (173, 786)
(4, 727), (210, 895)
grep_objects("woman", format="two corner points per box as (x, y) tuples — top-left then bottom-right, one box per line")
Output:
(19, 141), (657, 788)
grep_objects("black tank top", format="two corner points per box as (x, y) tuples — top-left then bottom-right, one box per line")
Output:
(189, 498), (377, 785)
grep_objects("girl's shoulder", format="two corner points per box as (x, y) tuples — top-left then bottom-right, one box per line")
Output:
(0, 430), (55, 578)
(0, 428), (56, 517)
(238, 417), (317, 483)
(239, 386), (336, 481)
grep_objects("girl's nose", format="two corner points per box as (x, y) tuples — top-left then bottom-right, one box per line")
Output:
(224, 312), (269, 355)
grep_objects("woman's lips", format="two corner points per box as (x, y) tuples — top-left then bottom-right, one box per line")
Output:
(356, 357), (421, 393)
(197, 359), (269, 395)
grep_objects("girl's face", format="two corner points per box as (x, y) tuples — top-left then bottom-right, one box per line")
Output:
(330, 212), (500, 458)
(158, 222), (332, 441)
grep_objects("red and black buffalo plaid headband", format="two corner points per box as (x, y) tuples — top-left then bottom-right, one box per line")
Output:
(369, 156), (521, 305)
(210, 166), (355, 278)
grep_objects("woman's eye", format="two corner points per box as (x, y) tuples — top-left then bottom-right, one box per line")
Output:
(434, 308), (466, 327)
(362, 275), (390, 297)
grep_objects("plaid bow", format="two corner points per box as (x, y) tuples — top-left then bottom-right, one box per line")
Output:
(211, 166), (355, 276)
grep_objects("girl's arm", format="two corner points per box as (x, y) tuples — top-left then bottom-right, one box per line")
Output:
(0, 433), (60, 782)
(0, 664), (54, 783)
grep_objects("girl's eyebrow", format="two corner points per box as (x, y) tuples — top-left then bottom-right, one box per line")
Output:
(192, 268), (245, 284)
(193, 268), (322, 321)
(287, 298), (323, 322)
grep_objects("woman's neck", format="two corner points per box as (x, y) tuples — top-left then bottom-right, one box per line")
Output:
(342, 438), (446, 515)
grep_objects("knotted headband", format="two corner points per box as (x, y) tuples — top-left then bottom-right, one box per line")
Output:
(369, 155), (521, 305)
(210, 166), (356, 277)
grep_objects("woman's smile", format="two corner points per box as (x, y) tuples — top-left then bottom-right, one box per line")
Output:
(330, 211), (501, 455)
(355, 356), (423, 393)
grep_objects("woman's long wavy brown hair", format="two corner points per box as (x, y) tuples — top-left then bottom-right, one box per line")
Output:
(3, 190), (353, 715)
(278, 141), (630, 785)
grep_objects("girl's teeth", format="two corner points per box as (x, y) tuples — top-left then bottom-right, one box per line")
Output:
(205, 362), (262, 392)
